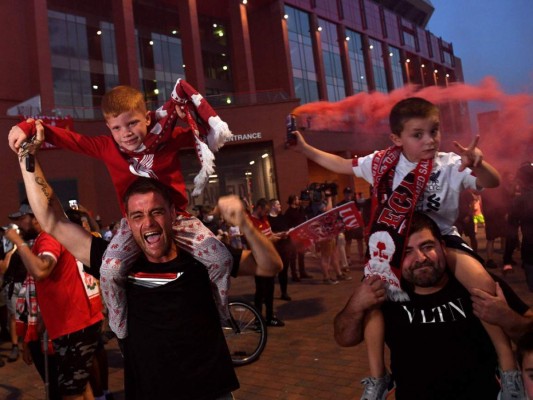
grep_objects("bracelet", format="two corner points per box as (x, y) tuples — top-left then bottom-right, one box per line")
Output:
(18, 242), (29, 248)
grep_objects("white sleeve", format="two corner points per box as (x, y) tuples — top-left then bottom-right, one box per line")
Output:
(447, 152), (478, 191)
(352, 152), (378, 184)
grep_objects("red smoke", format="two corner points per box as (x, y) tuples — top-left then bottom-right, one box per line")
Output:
(293, 76), (533, 173)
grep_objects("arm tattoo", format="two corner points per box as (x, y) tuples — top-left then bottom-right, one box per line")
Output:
(35, 176), (53, 205)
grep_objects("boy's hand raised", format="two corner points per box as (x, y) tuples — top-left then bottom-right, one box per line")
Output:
(289, 131), (307, 153)
(453, 135), (483, 172)
(8, 118), (34, 153)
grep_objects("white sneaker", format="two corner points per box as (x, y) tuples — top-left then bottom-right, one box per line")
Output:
(360, 373), (393, 400)
(498, 369), (525, 400)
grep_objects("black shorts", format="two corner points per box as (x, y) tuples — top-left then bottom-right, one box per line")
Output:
(52, 320), (102, 396)
(443, 235), (485, 265)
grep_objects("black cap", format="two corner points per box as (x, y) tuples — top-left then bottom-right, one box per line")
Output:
(8, 204), (34, 220)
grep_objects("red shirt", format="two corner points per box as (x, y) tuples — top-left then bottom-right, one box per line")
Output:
(22, 123), (195, 214)
(32, 232), (103, 339)
(249, 214), (273, 238)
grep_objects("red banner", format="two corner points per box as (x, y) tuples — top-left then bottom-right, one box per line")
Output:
(288, 202), (364, 250)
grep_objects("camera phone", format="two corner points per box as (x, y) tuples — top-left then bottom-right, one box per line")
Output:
(286, 114), (297, 146)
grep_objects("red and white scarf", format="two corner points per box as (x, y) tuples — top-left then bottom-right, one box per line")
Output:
(17, 79), (232, 197)
(122, 78), (232, 196)
(364, 146), (433, 301)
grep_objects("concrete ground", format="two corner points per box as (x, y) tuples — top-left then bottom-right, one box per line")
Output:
(1, 226), (531, 399)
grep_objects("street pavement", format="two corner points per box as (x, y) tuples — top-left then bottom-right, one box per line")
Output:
(1, 227), (532, 400)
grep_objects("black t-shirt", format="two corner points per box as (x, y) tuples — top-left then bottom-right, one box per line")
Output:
(284, 207), (306, 229)
(382, 273), (526, 400)
(90, 237), (240, 400)
(268, 213), (291, 252)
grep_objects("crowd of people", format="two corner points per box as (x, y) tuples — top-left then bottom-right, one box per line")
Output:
(0, 79), (532, 400)
(182, 188), (370, 327)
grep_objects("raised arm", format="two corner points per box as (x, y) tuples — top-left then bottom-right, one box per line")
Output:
(4, 228), (57, 281)
(14, 121), (93, 266)
(9, 118), (110, 158)
(334, 275), (386, 346)
(453, 135), (500, 189)
(216, 195), (282, 277)
(292, 131), (354, 175)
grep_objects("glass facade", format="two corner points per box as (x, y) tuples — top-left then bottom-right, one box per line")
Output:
(318, 18), (345, 101)
(389, 46), (404, 89)
(346, 29), (368, 93)
(364, 1), (382, 37)
(285, 6), (319, 104)
(100, 21), (119, 91)
(443, 50), (453, 66)
(133, 2), (185, 106)
(44, 1), (456, 117)
(198, 16), (233, 95)
(49, 10), (102, 119)
(180, 143), (278, 211)
(136, 29), (185, 107)
(48, 2), (187, 118)
(403, 30), (416, 51)
(368, 38), (388, 93)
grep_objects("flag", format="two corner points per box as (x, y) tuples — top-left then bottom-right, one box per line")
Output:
(288, 202), (364, 250)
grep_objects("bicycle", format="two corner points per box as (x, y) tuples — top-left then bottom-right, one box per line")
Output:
(223, 300), (267, 366)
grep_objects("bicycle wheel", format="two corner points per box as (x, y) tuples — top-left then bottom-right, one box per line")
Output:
(223, 301), (267, 366)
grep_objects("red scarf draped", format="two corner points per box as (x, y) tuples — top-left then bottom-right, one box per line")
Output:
(364, 146), (433, 301)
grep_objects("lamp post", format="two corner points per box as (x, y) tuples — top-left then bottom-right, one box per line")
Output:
(420, 64), (425, 86)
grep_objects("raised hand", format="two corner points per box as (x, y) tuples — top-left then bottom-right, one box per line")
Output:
(216, 195), (246, 228)
(453, 135), (483, 172)
(8, 118), (34, 153)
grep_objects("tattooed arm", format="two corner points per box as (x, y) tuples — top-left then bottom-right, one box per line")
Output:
(16, 120), (93, 266)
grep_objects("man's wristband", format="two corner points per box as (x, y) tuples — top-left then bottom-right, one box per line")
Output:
(18, 242), (29, 248)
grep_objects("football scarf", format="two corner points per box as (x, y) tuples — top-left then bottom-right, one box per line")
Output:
(364, 146), (433, 301)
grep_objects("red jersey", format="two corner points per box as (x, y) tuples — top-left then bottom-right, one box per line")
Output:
(249, 214), (273, 238)
(32, 232), (103, 339)
(25, 124), (195, 214)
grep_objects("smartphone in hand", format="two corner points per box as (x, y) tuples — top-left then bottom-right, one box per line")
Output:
(286, 114), (297, 146)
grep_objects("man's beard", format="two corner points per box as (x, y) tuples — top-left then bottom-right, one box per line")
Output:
(22, 227), (39, 241)
(406, 260), (445, 288)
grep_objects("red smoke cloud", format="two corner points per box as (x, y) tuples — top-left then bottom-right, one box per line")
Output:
(293, 76), (533, 173)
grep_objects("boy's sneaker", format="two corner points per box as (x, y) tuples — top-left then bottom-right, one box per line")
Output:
(360, 374), (393, 400)
(503, 264), (514, 274)
(323, 278), (339, 285)
(498, 369), (525, 400)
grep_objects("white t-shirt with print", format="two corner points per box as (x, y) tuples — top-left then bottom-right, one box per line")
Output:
(352, 151), (478, 236)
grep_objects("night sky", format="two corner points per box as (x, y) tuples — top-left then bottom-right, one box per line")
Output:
(428, 0), (533, 96)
